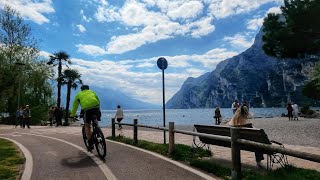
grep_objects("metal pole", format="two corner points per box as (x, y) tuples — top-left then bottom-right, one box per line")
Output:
(162, 69), (166, 144)
(17, 78), (21, 109)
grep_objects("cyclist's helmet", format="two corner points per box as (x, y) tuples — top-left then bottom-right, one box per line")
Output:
(81, 85), (89, 91)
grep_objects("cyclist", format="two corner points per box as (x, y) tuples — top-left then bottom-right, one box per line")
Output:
(71, 85), (101, 151)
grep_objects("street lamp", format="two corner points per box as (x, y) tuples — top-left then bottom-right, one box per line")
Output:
(157, 57), (168, 144)
(15, 62), (26, 109)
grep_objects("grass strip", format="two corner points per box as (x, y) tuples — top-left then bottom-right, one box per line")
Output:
(108, 135), (320, 180)
(0, 138), (25, 180)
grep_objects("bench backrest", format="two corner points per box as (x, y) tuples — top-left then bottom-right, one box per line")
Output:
(194, 124), (272, 152)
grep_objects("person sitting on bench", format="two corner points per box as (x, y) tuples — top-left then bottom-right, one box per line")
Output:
(227, 105), (264, 167)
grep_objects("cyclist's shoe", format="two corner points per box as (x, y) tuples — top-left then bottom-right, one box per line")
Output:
(87, 139), (94, 151)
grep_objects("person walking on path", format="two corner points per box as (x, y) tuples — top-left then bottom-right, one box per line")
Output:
(292, 103), (299, 120)
(54, 107), (63, 126)
(214, 106), (222, 125)
(287, 103), (293, 121)
(115, 105), (124, 130)
(22, 105), (31, 128)
(48, 107), (55, 126)
(15, 107), (23, 128)
(231, 99), (239, 114)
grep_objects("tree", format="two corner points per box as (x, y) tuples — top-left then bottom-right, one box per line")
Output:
(47, 51), (71, 108)
(0, 6), (53, 123)
(60, 69), (82, 125)
(262, 0), (320, 58)
(0, 6), (38, 105)
(262, 0), (320, 100)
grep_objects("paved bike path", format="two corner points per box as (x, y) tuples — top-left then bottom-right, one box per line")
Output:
(0, 126), (216, 180)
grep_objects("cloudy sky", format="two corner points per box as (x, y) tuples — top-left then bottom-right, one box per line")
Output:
(0, 0), (282, 105)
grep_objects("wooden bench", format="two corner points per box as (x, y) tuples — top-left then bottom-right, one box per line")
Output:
(194, 124), (288, 169)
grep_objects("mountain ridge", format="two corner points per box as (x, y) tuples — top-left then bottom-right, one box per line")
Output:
(166, 29), (318, 108)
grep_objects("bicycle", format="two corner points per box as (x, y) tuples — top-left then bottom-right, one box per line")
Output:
(74, 114), (107, 159)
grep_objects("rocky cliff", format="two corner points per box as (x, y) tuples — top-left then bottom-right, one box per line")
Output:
(166, 30), (318, 108)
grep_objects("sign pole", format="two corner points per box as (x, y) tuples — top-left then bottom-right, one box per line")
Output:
(157, 57), (168, 144)
(162, 68), (166, 144)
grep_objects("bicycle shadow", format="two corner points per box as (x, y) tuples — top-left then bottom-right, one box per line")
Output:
(60, 151), (98, 168)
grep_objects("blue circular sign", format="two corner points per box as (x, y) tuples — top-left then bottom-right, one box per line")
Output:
(157, 57), (168, 70)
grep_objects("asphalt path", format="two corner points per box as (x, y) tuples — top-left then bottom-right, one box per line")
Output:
(0, 126), (216, 180)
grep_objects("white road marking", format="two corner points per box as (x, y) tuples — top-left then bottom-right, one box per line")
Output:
(11, 134), (22, 137)
(18, 132), (117, 180)
(106, 140), (217, 180)
(0, 137), (33, 180)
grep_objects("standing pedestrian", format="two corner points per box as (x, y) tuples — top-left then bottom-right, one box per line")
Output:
(115, 105), (124, 130)
(231, 99), (239, 114)
(48, 106), (55, 126)
(287, 103), (293, 121)
(292, 103), (299, 121)
(214, 106), (222, 125)
(54, 107), (63, 126)
(22, 105), (31, 128)
(15, 108), (21, 128)
(19, 107), (24, 127)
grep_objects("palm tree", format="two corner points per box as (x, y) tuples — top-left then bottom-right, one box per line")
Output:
(47, 51), (70, 108)
(61, 69), (82, 125)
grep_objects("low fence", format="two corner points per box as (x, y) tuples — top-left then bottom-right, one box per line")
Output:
(111, 118), (320, 180)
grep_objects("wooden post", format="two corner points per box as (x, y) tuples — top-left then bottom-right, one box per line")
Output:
(169, 122), (175, 157)
(134, 119), (138, 144)
(231, 127), (241, 180)
(112, 118), (115, 138)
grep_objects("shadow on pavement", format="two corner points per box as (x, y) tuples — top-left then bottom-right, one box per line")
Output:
(61, 151), (96, 168)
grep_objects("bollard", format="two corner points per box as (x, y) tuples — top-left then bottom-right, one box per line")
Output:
(231, 127), (241, 180)
(134, 119), (138, 144)
(112, 118), (115, 138)
(168, 122), (175, 157)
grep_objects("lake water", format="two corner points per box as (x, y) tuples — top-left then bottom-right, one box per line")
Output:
(99, 108), (293, 127)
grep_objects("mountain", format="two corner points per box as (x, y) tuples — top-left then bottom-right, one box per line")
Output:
(166, 29), (318, 108)
(60, 86), (160, 110)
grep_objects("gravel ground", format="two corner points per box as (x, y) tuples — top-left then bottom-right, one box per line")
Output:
(248, 117), (320, 148)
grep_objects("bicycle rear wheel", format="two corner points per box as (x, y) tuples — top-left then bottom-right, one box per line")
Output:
(94, 127), (106, 159)
(82, 125), (89, 149)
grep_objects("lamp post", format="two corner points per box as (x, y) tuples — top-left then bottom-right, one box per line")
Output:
(157, 57), (168, 144)
(15, 62), (26, 109)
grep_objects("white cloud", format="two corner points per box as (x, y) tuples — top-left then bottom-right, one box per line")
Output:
(166, 1), (204, 20)
(70, 47), (238, 104)
(0, 0), (55, 24)
(247, 18), (264, 30)
(76, 44), (107, 56)
(246, 6), (282, 30)
(76, 24), (86, 33)
(93, 0), (214, 54)
(38, 50), (52, 58)
(206, 0), (282, 19)
(223, 33), (254, 49)
(186, 68), (205, 77)
(80, 9), (92, 22)
(267, 6), (281, 14)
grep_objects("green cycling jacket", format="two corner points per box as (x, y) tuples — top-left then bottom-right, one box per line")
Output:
(71, 90), (100, 116)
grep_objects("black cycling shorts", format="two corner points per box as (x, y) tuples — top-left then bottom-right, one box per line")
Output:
(83, 108), (101, 123)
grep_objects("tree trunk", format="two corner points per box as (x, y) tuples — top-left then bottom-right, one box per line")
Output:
(65, 82), (71, 126)
(57, 60), (62, 108)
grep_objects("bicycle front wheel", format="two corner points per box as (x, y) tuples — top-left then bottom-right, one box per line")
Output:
(82, 125), (89, 149)
(94, 127), (106, 159)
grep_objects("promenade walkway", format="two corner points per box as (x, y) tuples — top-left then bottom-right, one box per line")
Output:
(0, 125), (216, 180)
